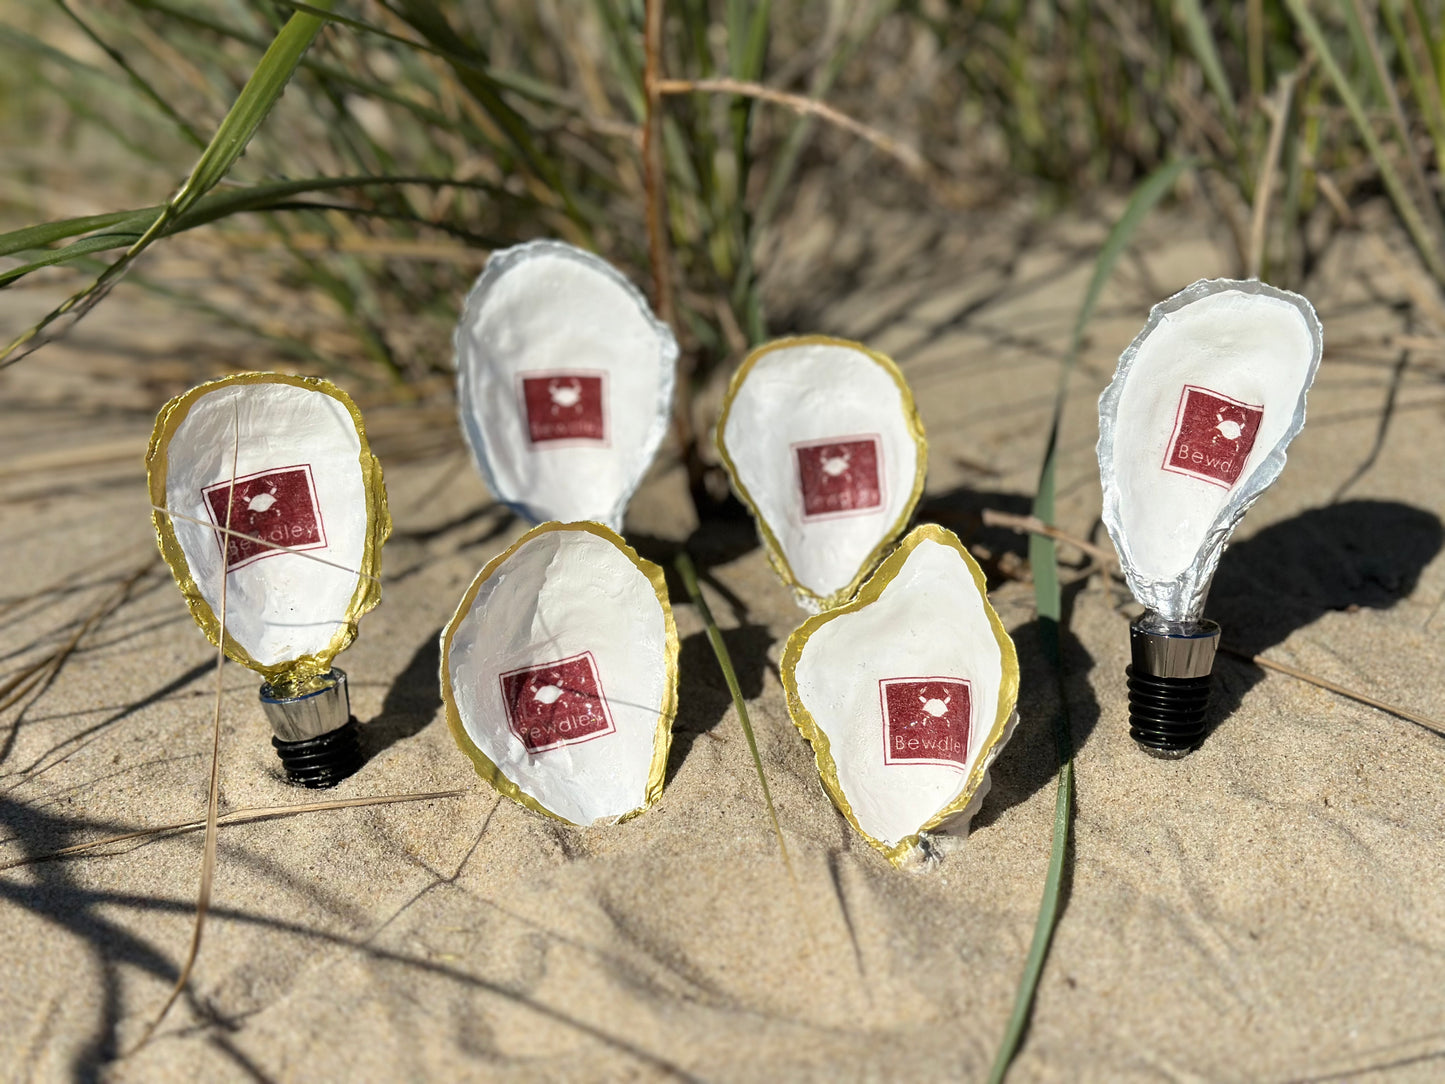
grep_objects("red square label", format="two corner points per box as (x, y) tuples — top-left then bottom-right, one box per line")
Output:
(794, 435), (885, 520)
(1162, 385), (1264, 489)
(880, 677), (972, 770)
(519, 372), (607, 445)
(202, 464), (327, 571)
(498, 651), (616, 753)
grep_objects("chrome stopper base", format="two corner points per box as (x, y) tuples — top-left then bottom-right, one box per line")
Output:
(1126, 613), (1220, 757)
(259, 669), (362, 787)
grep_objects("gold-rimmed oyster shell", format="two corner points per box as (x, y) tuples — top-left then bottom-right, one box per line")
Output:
(781, 524), (1019, 867)
(716, 335), (927, 612)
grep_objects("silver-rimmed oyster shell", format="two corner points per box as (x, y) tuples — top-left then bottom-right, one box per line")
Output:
(1098, 278), (1323, 621)
(453, 241), (678, 531)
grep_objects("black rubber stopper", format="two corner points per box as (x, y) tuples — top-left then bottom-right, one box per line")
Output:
(1126, 666), (1212, 758)
(271, 718), (363, 788)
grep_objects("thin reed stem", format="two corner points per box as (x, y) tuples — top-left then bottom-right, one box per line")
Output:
(133, 409), (238, 1050)
(1248, 70), (1301, 281)
(655, 76), (926, 175)
(0, 790), (465, 871)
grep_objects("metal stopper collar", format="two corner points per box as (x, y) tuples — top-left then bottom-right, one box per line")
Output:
(1126, 613), (1221, 758)
(259, 668), (363, 787)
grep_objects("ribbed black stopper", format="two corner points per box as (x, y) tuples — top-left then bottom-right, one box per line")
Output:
(1126, 667), (1212, 758)
(271, 718), (363, 788)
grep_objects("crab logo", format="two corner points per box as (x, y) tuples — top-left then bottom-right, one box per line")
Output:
(245, 485), (279, 514)
(880, 677), (971, 770)
(499, 651), (616, 753)
(795, 435), (884, 519)
(1214, 411), (1244, 441)
(201, 464), (326, 571)
(520, 372), (606, 444)
(918, 689), (952, 718)
(547, 377), (584, 413)
(1163, 385), (1264, 489)
(531, 682), (565, 705)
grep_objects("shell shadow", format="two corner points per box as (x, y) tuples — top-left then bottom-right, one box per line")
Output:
(361, 629), (443, 759)
(915, 486), (1036, 589)
(971, 579), (1100, 831)
(665, 624), (776, 787)
(1203, 499), (1444, 740)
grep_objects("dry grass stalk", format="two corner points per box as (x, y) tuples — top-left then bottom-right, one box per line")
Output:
(0, 558), (157, 717)
(980, 509), (1119, 570)
(132, 410), (238, 1051)
(1248, 69), (1302, 281)
(1218, 646), (1445, 737)
(655, 77), (927, 177)
(0, 790), (467, 872)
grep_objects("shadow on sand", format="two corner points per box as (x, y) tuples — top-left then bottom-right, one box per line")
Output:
(1205, 499), (1443, 741)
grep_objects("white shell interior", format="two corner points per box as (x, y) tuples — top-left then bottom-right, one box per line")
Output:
(163, 382), (368, 667)
(1100, 281), (1322, 620)
(446, 529), (670, 825)
(454, 241), (677, 531)
(721, 341), (920, 606)
(792, 537), (1006, 847)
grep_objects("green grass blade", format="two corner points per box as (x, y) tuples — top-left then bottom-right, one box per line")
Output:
(1344, 0), (1445, 244)
(51, 0), (206, 148)
(1385, 0), (1445, 172)
(0, 174), (509, 287)
(724, 0), (771, 334)
(267, 0), (577, 109)
(987, 157), (1194, 1084)
(674, 552), (795, 875)
(0, 234), (146, 287)
(0, 4), (331, 367)
(754, 1), (896, 238)
(168, 5), (330, 217)
(1284, 0), (1445, 283)
(0, 210), (152, 260)
(1176, 0), (1237, 124)
(985, 746), (1071, 1084)
(386, 1), (588, 231)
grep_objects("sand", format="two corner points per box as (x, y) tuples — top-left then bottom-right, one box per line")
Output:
(3, 197), (1445, 1082)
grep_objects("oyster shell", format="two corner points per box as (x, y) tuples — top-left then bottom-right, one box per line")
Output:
(716, 335), (927, 612)
(441, 521), (678, 825)
(781, 524), (1019, 867)
(1098, 278), (1323, 621)
(453, 240), (678, 531)
(147, 373), (390, 695)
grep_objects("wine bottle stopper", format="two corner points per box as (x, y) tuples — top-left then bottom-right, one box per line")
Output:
(1097, 278), (1323, 756)
(440, 521), (679, 826)
(147, 373), (390, 787)
(781, 524), (1019, 868)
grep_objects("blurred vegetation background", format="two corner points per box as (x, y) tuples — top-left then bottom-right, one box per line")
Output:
(2, 0), (1444, 500)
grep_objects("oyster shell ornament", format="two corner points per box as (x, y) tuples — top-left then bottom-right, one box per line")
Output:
(1097, 278), (1323, 756)
(147, 373), (390, 786)
(441, 522), (679, 825)
(453, 240), (678, 531)
(781, 525), (1019, 867)
(716, 335), (927, 612)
